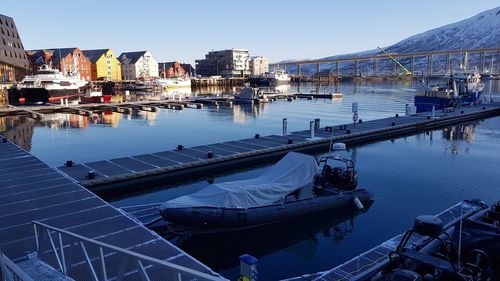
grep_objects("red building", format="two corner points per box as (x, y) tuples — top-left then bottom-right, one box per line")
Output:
(26, 48), (92, 81)
(158, 61), (190, 78)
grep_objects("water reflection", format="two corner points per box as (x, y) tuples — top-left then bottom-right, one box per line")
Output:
(178, 205), (371, 271)
(0, 116), (34, 151)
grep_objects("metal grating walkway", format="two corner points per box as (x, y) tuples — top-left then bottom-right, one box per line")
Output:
(0, 139), (224, 280)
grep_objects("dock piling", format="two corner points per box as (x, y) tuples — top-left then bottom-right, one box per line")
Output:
(282, 118), (288, 136)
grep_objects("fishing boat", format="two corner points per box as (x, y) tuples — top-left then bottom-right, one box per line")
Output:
(234, 86), (268, 103)
(414, 72), (485, 112)
(10, 64), (87, 104)
(249, 70), (291, 86)
(159, 147), (373, 229)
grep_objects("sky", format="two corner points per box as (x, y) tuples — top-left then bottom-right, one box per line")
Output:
(2, 0), (499, 64)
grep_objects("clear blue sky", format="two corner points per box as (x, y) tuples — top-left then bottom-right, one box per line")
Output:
(2, 0), (499, 64)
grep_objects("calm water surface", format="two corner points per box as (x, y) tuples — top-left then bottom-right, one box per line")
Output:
(1, 80), (500, 280)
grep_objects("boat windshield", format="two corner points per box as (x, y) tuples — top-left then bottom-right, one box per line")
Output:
(318, 156), (353, 173)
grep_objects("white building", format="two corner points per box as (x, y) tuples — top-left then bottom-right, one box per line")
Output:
(249, 56), (269, 76)
(118, 51), (159, 80)
(196, 48), (251, 77)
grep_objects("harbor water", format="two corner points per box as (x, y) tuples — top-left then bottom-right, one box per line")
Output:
(1, 80), (500, 280)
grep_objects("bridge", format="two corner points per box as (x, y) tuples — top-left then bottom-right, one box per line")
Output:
(270, 48), (500, 78)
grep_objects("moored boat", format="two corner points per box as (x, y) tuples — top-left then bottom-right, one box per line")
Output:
(414, 72), (484, 112)
(154, 77), (191, 89)
(10, 64), (87, 104)
(234, 86), (268, 103)
(80, 84), (112, 103)
(250, 70), (291, 86)
(159, 147), (373, 229)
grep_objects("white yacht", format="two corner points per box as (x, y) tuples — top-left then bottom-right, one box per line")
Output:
(16, 65), (87, 103)
(250, 70), (291, 86)
(154, 77), (191, 89)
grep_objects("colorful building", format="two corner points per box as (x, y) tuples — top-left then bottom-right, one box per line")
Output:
(118, 51), (158, 80)
(158, 61), (188, 78)
(82, 49), (121, 81)
(27, 48), (92, 81)
(0, 14), (29, 82)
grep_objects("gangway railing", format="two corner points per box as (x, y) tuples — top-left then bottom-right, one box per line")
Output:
(32, 221), (224, 281)
(0, 250), (34, 281)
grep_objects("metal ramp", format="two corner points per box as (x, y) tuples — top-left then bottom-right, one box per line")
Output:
(0, 138), (226, 281)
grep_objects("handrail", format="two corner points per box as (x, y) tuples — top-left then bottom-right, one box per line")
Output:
(0, 250), (34, 281)
(32, 220), (224, 281)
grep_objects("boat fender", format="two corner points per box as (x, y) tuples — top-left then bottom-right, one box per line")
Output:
(353, 196), (364, 211)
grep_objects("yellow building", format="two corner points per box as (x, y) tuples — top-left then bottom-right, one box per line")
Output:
(82, 49), (121, 81)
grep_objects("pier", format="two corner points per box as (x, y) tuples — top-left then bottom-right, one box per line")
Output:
(0, 138), (224, 280)
(57, 102), (500, 194)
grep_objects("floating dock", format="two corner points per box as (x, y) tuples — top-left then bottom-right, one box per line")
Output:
(57, 103), (500, 194)
(0, 138), (225, 280)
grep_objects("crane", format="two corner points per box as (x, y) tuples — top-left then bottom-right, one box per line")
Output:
(377, 46), (412, 75)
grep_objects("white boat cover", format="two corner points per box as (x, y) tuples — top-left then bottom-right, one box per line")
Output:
(159, 152), (318, 209)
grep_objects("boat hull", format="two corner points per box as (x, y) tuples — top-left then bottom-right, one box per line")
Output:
(414, 94), (481, 113)
(11, 88), (82, 104)
(80, 95), (112, 104)
(160, 189), (373, 228)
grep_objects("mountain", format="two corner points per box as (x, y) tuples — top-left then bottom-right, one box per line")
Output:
(280, 6), (500, 74)
(385, 6), (500, 53)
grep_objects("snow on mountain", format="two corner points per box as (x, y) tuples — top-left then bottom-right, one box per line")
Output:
(279, 6), (500, 72)
(386, 6), (500, 53)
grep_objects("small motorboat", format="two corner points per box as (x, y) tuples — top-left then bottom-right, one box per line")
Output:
(159, 146), (373, 229)
(234, 86), (268, 103)
(80, 84), (112, 104)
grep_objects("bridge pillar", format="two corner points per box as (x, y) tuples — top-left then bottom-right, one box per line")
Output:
(336, 61), (340, 78)
(480, 52), (485, 74)
(410, 56), (415, 74)
(296, 64), (301, 80)
(373, 59), (378, 76)
(427, 55), (432, 76)
(355, 60), (359, 76)
(446, 54), (451, 75)
(392, 61), (397, 76)
(316, 63), (320, 82)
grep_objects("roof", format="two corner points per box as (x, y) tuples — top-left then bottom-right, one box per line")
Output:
(158, 61), (176, 69)
(27, 48), (79, 64)
(82, 49), (109, 63)
(118, 51), (147, 64)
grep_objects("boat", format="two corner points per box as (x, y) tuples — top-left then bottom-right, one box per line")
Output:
(249, 70), (291, 86)
(159, 146), (373, 229)
(288, 199), (498, 281)
(123, 81), (154, 91)
(154, 77), (191, 89)
(10, 64), (87, 104)
(234, 86), (268, 103)
(80, 84), (112, 104)
(414, 71), (485, 112)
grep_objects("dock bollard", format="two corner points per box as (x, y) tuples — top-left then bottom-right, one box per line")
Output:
(288, 138), (293, 144)
(207, 151), (213, 158)
(461, 110), (464, 114)
(346, 129), (351, 134)
(65, 160), (73, 167)
(391, 122), (396, 126)
(395, 114), (399, 117)
(309, 121), (315, 139)
(177, 144), (184, 151)
(239, 254), (258, 281)
(314, 118), (320, 131)
(359, 119), (362, 123)
(2, 137), (6, 143)
(282, 118), (288, 135)
(254, 133), (260, 139)
(87, 170), (95, 180)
